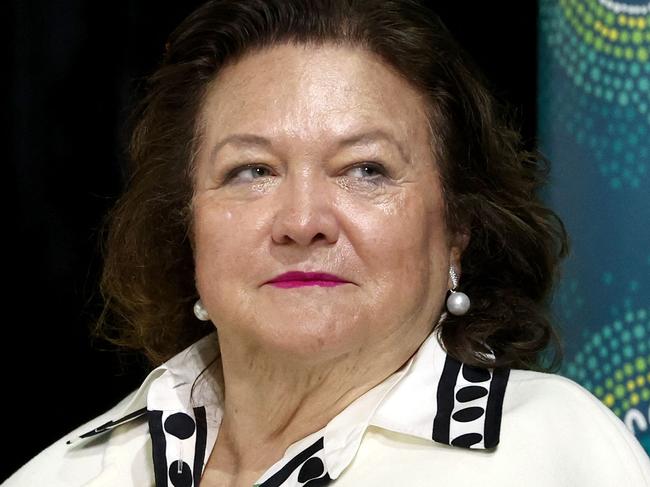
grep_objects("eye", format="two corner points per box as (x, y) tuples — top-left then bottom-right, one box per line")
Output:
(223, 164), (272, 184)
(346, 162), (388, 184)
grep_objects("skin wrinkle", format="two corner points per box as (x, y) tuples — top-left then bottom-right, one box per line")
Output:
(192, 43), (466, 486)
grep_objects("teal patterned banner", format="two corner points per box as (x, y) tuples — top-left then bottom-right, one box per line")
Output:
(539, 0), (650, 455)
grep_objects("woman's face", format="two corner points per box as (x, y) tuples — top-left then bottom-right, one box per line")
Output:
(192, 43), (464, 363)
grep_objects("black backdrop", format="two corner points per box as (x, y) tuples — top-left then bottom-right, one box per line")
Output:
(8, 1), (537, 481)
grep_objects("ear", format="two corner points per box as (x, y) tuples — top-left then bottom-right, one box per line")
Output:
(447, 229), (470, 288)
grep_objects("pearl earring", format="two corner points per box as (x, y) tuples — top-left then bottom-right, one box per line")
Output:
(446, 265), (470, 316)
(193, 299), (210, 321)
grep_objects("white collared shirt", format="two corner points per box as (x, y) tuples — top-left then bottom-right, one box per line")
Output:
(4, 329), (650, 486)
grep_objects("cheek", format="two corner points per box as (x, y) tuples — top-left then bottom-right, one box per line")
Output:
(358, 190), (447, 266)
(192, 202), (255, 290)
(356, 187), (449, 310)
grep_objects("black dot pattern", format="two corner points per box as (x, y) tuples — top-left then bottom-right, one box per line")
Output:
(462, 365), (491, 383)
(149, 407), (208, 487)
(298, 457), (325, 482)
(445, 364), (491, 447)
(164, 412), (196, 440)
(456, 385), (488, 403)
(257, 437), (332, 487)
(452, 406), (485, 423)
(432, 356), (508, 450)
(451, 433), (483, 448)
(169, 460), (192, 487)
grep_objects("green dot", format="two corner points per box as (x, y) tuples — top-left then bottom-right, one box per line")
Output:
(632, 31), (643, 44)
(590, 66), (601, 81)
(624, 363), (634, 376)
(615, 384), (625, 398)
(638, 48), (649, 62)
(635, 356), (646, 371)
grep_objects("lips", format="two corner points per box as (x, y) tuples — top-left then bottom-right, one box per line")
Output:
(267, 271), (348, 284)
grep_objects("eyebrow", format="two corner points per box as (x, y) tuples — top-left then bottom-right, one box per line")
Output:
(208, 129), (411, 165)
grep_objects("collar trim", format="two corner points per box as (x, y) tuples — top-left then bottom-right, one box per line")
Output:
(432, 355), (510, 449)
(67, 330), (511, 486)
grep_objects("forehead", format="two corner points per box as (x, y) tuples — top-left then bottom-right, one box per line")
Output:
(198, 42), (432, 151)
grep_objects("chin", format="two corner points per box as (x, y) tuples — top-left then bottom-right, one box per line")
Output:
(253, 318), (365, 363)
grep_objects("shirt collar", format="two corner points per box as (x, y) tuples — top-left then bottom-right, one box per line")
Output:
(258, 328), (510, 482)
(68, 328), (509, 484)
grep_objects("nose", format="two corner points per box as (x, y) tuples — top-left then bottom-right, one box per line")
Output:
(270, 170), (340, 247)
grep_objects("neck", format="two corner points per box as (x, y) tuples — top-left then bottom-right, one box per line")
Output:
(209, 330), (420, 477)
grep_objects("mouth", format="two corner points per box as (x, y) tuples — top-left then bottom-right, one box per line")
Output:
(266, 271), (351, 288)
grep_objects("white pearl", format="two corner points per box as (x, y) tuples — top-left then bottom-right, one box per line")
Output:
(446, 291), (470, 315)
(193, 299), (210, 321)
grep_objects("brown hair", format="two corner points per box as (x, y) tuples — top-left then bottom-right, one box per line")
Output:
(93, 0), (568, 371)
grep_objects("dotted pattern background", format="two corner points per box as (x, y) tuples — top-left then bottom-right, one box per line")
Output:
(539, 0), (650, 455)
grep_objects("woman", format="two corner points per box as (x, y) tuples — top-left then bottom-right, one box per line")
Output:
(5, 0), (649, 486)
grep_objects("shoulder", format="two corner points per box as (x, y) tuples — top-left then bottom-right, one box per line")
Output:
(2, 389), (149, 487)
(339, 371), (650, 487)
(500, 369), (650, 485)
(503, 368), (623, 427)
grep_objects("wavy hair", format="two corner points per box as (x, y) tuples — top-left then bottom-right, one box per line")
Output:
(92, 0), (568, 371)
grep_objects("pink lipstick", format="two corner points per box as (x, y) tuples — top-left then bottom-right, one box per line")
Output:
(266, 271), (350, 288)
